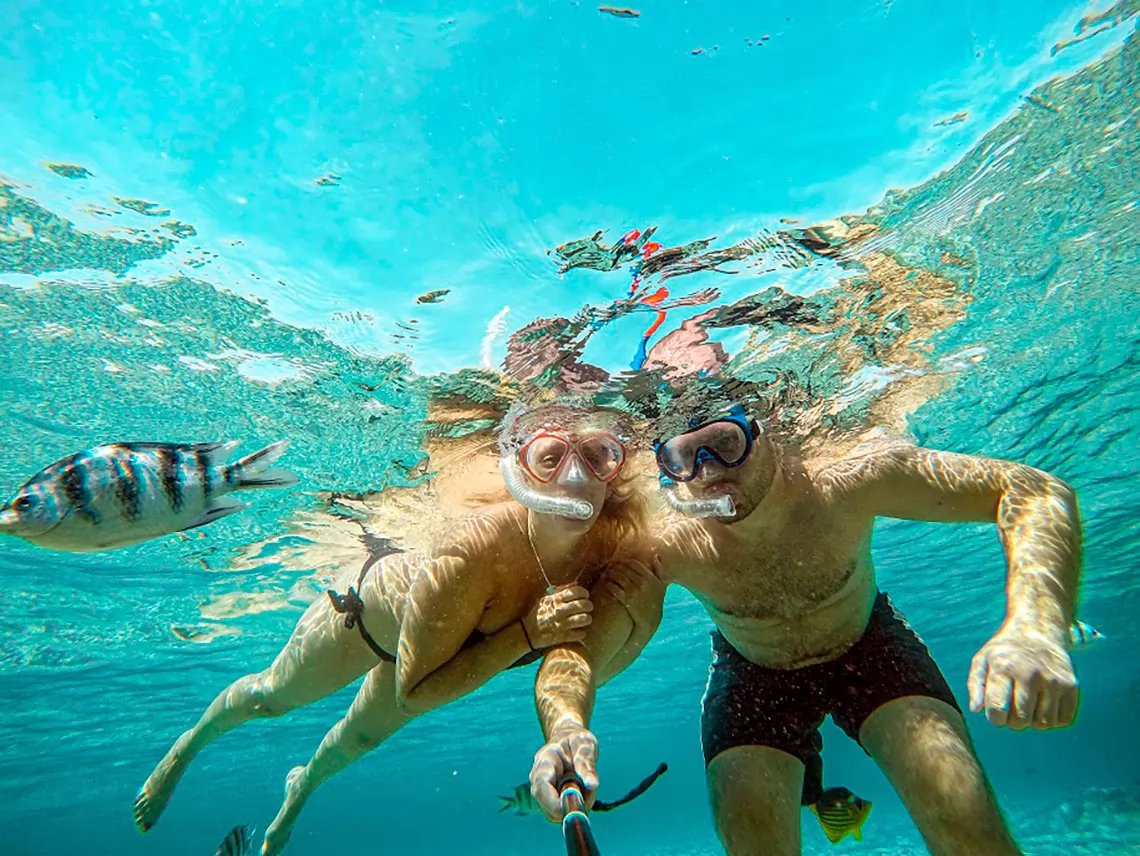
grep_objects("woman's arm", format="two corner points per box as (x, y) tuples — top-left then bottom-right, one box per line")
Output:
(397, 553), (593, 715)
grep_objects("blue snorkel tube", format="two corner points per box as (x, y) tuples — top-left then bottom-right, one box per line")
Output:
(559, 774), (601, 856)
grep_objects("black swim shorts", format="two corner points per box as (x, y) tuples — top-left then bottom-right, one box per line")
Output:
(700, 591), (960, 805)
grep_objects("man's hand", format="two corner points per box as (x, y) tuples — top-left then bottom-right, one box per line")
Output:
(529, 728), (599, 822)
(602, 558), (665, 630)
(968, 628), (1079, 731)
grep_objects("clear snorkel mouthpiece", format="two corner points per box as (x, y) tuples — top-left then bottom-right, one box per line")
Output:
(661, 481), (736, 519)
(500, 455), (595, 521)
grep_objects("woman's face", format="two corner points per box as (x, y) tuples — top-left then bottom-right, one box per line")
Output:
(517, 418), (625, 527)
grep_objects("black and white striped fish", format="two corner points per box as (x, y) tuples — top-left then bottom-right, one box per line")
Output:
(215, 824), (254, 856)
(0, 440), (297, 552)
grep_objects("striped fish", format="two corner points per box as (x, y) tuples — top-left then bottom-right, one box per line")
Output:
(0, 441), (297, 552)
(215, 824), (254, 856)
(499, 762), (668, 816)
(1070, 620), (1104, 650)
(499, 782), (543, 815)
(809, 786), (872, 845)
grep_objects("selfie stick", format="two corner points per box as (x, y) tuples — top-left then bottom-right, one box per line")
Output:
(559, 774), (601, 856)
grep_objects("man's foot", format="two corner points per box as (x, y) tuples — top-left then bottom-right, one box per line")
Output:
(133, 732), (194, 832)
(262, 766), (306, 856)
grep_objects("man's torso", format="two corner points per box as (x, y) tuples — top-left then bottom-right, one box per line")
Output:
(660, 476), (880, 668)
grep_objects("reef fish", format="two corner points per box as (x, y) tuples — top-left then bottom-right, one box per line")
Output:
(0, 441), (297, 552)
(809, 786), (872, 844)
(1069, 620), (1104, 650)
(215, 824), (254, 856)
(499, 782), (543, 815)
(500, 762), (668, 815)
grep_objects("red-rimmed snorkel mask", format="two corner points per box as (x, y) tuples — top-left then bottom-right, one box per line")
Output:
(498, 408), (630, 521)
(518, 432), (627, 484)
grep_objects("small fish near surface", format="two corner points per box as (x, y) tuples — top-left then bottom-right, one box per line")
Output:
(599, 5), (641, 18)
(809, 786), (872, 845)
(499, 762), (668, 815)
(0, 440), (298, 552)
(215, 824), (254, 856)
(415, 288), (450, 304)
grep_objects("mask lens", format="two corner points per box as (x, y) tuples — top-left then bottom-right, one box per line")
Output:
(523, 436), (571, 483)
(689, 421), (749, 466)
(658, 436), (699, 481)
(578, 435), (626, 482)
(657, 419), (751, 481)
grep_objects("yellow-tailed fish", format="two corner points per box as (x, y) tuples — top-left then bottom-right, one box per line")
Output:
(498, 783), (543, 815)
(809, 787), (872, 844)
(0, 441), (297, 552)
(499, 762), (668, 816)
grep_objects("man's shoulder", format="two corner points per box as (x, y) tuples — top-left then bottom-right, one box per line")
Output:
(810, 439), (921, 495)
(653, 514), (721, 575)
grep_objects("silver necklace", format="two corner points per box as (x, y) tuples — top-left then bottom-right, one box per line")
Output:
(526, 515), (558, 597)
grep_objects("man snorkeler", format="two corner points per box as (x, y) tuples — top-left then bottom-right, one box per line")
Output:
(528, 402), (1082, 855)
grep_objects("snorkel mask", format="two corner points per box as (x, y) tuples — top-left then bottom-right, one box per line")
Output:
(653, 405), (759, 519)
(499, 408), (628, 521)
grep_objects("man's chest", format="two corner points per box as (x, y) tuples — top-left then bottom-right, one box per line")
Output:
(677, 519), (871, 620)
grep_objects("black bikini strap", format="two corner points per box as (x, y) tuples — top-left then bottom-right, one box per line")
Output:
(327, 553), (396, 663)
(327, 585), (364, 630)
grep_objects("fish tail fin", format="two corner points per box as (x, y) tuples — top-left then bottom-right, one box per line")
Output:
(227, 440), (298, 489)
(853, 800), (872, 841)
(594, 762), (668, 812)
(497, 797), (513, 812)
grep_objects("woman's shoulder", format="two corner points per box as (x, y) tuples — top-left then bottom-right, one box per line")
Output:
(429, 502), (523, 563)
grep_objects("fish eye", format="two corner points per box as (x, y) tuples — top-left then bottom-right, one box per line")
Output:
(13, 496), (34, 512)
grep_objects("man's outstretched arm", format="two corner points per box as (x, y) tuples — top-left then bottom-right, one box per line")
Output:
(827, 444), (1083, 730)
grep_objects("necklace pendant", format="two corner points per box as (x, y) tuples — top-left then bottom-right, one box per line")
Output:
(545, 585), (555, 595)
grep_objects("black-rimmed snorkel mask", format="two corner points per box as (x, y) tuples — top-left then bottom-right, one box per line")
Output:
(653, 405), (759, 518)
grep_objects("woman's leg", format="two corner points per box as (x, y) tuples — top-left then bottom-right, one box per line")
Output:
(135, 594), (380, 831)
(262, 663), (412, 856)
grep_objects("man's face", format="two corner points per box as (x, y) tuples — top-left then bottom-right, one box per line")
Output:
(656, 415), (775, 521)
(682, 440), (773, 521)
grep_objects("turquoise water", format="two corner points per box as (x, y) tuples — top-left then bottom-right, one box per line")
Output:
(1, 1), (1138, 853)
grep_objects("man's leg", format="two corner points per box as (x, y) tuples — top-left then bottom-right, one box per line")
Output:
(859, 696), (1020, 856)
(707, 746), (804, 856)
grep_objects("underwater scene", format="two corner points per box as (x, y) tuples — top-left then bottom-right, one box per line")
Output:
(1, 0), (1138, 854)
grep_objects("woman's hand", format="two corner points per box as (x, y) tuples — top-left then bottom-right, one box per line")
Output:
(523, 585), (593, 649)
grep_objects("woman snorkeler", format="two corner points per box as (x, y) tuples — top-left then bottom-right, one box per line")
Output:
(134, 400), (657, 855)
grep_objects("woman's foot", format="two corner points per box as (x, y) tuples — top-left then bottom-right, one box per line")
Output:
(262, 766), (306, 856)
(133, 732), (193, 832)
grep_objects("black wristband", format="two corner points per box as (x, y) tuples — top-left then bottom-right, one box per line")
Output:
(520, 621), (535, 651)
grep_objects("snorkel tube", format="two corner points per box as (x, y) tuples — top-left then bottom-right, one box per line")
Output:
(500, 455), (594, 521)
(661, 478), (736, 519)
